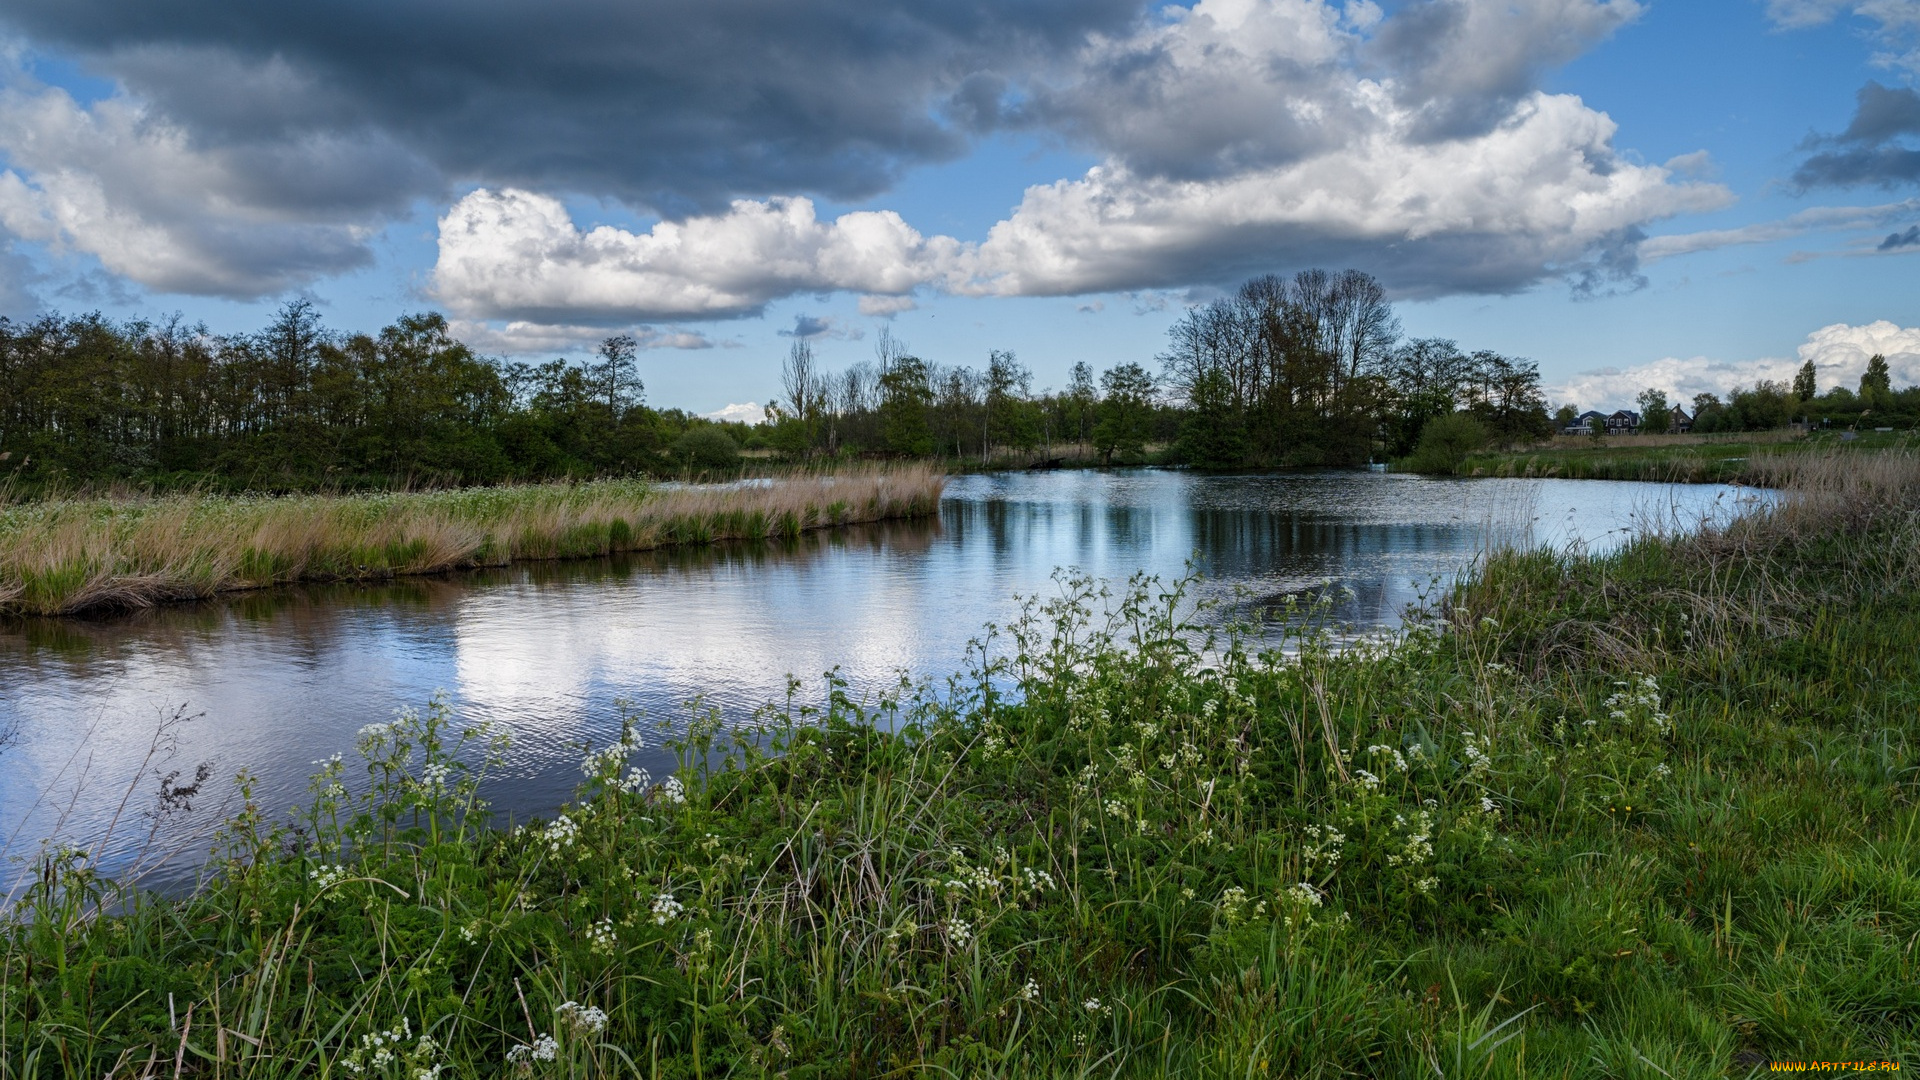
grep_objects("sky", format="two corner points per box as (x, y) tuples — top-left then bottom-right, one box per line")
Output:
(0, 0), (1916, 417)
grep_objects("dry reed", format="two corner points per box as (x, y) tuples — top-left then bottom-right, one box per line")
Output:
(0, 465), (945, 616)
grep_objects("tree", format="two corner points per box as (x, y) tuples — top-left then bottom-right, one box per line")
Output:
(1794, 359), (1818, 402)
(1177, 368), (1247, 468)
(591, 333), (644, 420)
(984, 349), (1035, 456)
(1861, 353), (1893, 411)
(1554, 403), (1578, 431)
(1064, 361), (1099, 447)
(1636, 388), (1670, 435)
(780, 340), (818, 452)
(878, 356), (935, 456)
(1093, 363), (1155, 464)
(1403, 413), (1486, 474)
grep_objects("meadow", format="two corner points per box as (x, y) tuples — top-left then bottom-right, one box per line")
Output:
(3, 452), (1919, 1076)
(0, 466), (945, 617)
(1452, 430), (1915, 483)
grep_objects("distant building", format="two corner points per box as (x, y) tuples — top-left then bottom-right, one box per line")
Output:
(1669, 406), (1692, 433)
(1565, 409), (1607, 435)
(1606, 409), (1641, 433)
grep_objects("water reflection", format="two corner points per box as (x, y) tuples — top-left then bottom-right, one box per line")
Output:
(0, 469), (1768, 889)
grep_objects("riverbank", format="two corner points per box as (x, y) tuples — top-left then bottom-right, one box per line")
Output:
(5, 451), (1918, 1075)
(1451, 429), (1915, 482)
(0, 465), (944, 617)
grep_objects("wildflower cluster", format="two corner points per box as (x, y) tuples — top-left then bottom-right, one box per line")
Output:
(339, 1018), (443, 1080)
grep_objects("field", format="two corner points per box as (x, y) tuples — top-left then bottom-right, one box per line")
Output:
(3, 451), (1919, 1076)
(1454, 429), (1917, 483)
(0, 466), (945, 617)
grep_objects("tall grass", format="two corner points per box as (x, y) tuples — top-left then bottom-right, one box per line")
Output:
(0, 466), (944, 616)
(5, 452), (1920, 1075)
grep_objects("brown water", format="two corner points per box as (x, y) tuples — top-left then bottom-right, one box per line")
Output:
(0, 469), (1769, 890)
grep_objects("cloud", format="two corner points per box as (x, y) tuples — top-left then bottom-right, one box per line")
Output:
(778, 313), (864, 341)
(432, 189), (950, 322)
(433, 39), (1727, 320)
(1769, 1), (1920, 75)
(4, 0), (1730, 314)
(1548, 319), (1920, 410)
(446, 318), (722, 357)
(1077, 299), (1105, 313)
(1793, 82), (1920, 190)
(1639, 198), (1920, 260)
(857, 294), (918, 317)
(0, 70), (415, 297)
(1883, 223), (1920, 246)
(0, 0), (1139, 214)
(702, 402), (766, 424)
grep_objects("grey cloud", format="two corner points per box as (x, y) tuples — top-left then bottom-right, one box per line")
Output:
(0, 0), (1141, 215)
(1368, 0), (1642, 141)
(1794, 82), (1920, 189)
(778, 314), (862, 341)
(1882, 224), (1920, 249)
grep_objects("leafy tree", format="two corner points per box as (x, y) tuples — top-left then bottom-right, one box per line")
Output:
(1093, 363), (1155, 464)
(1177, 368), (1247, 468)
(669, 427), (740, 472)
(1636, 388), (1670, 435)
(1861, 353), (1894, 411)
(1402, 413), (1486, 474)
(1794, 359), (1818, 402)
(878, 357), (935, 457)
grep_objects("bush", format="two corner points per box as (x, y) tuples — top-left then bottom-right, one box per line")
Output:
(1401, 412), (1487, 474)
(669, 427), (741, 472)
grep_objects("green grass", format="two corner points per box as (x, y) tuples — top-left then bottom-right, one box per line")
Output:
(5, 459), (1920, 1077)
(1448, 430), (1919, 483)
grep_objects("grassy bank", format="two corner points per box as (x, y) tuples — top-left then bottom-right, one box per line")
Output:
(1450, 430), (1917, 483)
(6, 451), (1920, 1076)
(0, 466), (944, 617)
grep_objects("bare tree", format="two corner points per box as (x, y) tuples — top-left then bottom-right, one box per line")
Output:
(781, 339), (816, 425)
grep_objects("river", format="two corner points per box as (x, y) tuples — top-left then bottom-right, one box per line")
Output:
(0, 468), (1768, 891)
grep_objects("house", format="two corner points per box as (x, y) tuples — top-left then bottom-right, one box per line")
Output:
(1669, 406), (1693, 433)
(1605, 409), (1641, 434)
(1564, 409), (1607, 435)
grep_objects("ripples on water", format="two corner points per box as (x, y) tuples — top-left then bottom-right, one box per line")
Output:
(0, 469), (1769, 889)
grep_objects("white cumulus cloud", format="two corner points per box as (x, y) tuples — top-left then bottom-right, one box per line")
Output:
(446, 318), (723, 357)
(1548, 320), (1920, 411)
(427, 0), (1727, 324)
(702, 402), (767, 424)
(0, 63), (426, 298)
(432, 188), (958, 322)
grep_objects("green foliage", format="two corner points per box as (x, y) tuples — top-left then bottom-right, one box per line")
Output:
(1175, 369), (1248, 468)
(1401, 412), (1487, 474)
(1093, 363), (1155, 464)
(1636, 388), (1670, 434)
(9, 481), (1920, 1073)
(668, 427), (741, 473)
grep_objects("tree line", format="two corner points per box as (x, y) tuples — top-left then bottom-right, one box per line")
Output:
(0, 303), (745, 491)
(1, 267), (1562, 491)
(763, 270), (1552, 470)
(1595, 353), (1920, 437)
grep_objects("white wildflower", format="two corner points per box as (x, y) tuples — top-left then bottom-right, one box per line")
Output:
(650, 891), (685, 926)
(556, 1001), (609, 1037)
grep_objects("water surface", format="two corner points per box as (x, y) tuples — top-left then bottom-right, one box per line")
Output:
(0, 469), (1766, 889)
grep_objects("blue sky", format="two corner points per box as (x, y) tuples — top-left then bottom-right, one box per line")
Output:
(0, 0), (1916, 415)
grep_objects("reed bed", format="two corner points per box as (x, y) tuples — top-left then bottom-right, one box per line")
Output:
(0, 465), (945, 616)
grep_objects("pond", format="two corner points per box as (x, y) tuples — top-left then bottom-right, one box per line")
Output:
(0, 469), (1769, 891)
